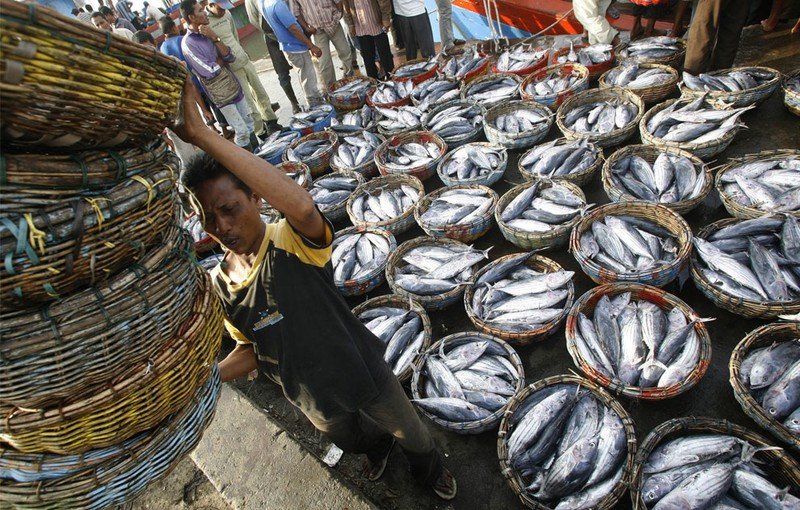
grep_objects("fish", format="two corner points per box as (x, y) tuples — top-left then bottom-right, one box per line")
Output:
(289, 103), (335, 129)
(420, 187), (495, 227)
(370, 80), (414, 105)
(620, 36), (682, 61)
(424, 101), (483, 142)
(439, 143), (505, 182)
(645, 96), (751, 145)
(720, 154), (800, 214)
(375, 104), (424, 133)
(254, 130), (300, 160)
(350, 182), (420, 224)
(331, 230), (391, 284)
(491, 106), (550, 135)
(330, 131), (383, 170)
(393, 57), (437, 78)
(682, 68), (776, 93)
(520, 138), (601, 179)
(285, 137), (334, 162)
(440, 46), (490, 79)
(332, 104), (377, 132)
(464, 75), (520, 105)
(411, 77), (461, 112)
(563, 99), (639, 134)
(610, 150), (706, 204)
(788, 75), (800, 93)
(524, 66), (584, 99)
(393, 242), (490, 295)
(357, 303), (426, 376)
(500, 181), (585, 233)
(557, 43), (613, 66)
(496, 45), (548, 72)
(739, 339), (800, 430)
(605, 62), (674, 88)
(277, 165), (309, 188)
(328, 78), (373, 99)
(309, 174), (360, 211)
(381, 139), (442, 171)
(580, 214), (679, 273)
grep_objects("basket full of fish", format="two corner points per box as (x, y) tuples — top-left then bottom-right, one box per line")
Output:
(556, 88), (644, 148)
(414, 184), (498, 242)
(630, 417), (800, 509)
(462, 73), (522, 109)
(437, 142), (508, 187)
(465, 252), (575, 345)
(254, 129), (301, 164)
(690, 216), (800, 319)
(352, 294), (432, 383)
(520, 63), (590, 110)
(375, 105), (424, 137)
(731, 321), (800, 453)
(331, 226), (396, 296)
(386, 237), (490, 311)
(367, 80), (414, 108)
(715, 149), (800, 219)
(552, 42), (616, 79)
(374, 130), (446, 181)
(329, 130), (385, 177)
(599, 62), (678, 105)
(497, 374), (636, 510)
(618, 36), (686, 69)
(329, 105), (377, 134)
(784, 69), (800, 117)
(283, 130), (338, 177)
(566, 283), (712, 401)
(411, 332), (524, 434)
(289, 103), (337, 135)
(492, 45), (549, 77)
(410, 76), (463, 112)
(639, 95), (750, 160)
(483, 101), (553, 150)
(680, 66), (781, 108)
(440, 46), (492, 83)
(518, 137), (603, 186)
(274, 161), (312, 191)
(392, 57), (439, 84)
(496, 179), (587, 251)
(569, 201), (693, 287)
(309, 170), (365, 222)
(423, 99), (484, 149)
(346, 174), (423, 235)
(602, 144), (712, 214)
(327, 76), (377, 111)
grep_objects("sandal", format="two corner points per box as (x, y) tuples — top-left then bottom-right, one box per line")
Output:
(432, 467), (457, 500)
(363, 438), (395, 482)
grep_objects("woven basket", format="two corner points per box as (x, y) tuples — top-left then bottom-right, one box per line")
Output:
(498, 374), (637, 510)
(352, 294), (432, 384)
(274, 161), (312, 190)
(639, 98), (741, 160)
(410, 76), (463, 110)
(311, 170), (366, 223)
(346, 174), (424, 235)
(0, 164), (178, 308)
(518, 137), (604, 187)
(483, 101), (553, 150)
(366, 83), (412, 109)
(0, 275), (222, 454)
(0, 228), (199, 410)
(376, 111), (422, 138)
(550, 45), (616, 80)
(414, 184), (498, 242)
(629, 417), (800, 509)
(556, 87), (644, 148)
(436, 142), (507, 187)
(602, 144), (711, 214)
(520, 63), (590, 111)
(784, 68), (800, 117)
(329, 133), (385, 178)
(385, 236), (481, 311)
(0, 0), (187, 150)
(411, 332), (524, 434)
(570, 201), (692, 287)
(492, 49), (549, 77)
(462, 73), (522, 109)
(690, 217), (800, 318)
(565, 283), (711, 400)
(392, 57), (439, 85)
(422, 99), (484, 149)
(375, 130), (447, 182)
(715, 149), (800, 219)
(282, 131), (338, 177)
(679, 66), (781, 108)
(0, 365), (220, 508)
(496, 179), (586, 251)
(332, 225), (396, 297)
(440, 51), (492, 83)
(730, 321), (800, 453)
(618, 38), (686, 69)
(599, 63), (678, 104)
(465, 253), (574, 346)
(327, 76), (377, 112)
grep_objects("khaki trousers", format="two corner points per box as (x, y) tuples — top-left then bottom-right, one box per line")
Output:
(573, 0), (619, 45)
(312, 22), (354, 91)
(285, 51), (324, 105)
(684, 0), (749, 75)
(231, 60), (276, 133)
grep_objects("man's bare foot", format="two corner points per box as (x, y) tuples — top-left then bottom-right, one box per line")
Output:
(761, 17), (779, 32)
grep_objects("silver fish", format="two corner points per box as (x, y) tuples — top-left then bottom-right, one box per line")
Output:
(525, 67), (583, 99)
(420, 187), (494, 227)
(370, 80), (413, 105)
(464, 75), (520, 105)
(289, 103), (335, 129)
(492, 106), (550, 134)
(350, 183), (419, 223)
(611, 151), (705, 204)
(424, 101), (483, 142)
(254, 130), (300, 160)
(376, 105), (424, 132)
(440, 47), (490, 79)
(496, 45), (548, 72)
(439, 143), (506, 182)
(393, 57), (437, 78)
(501, 182), (584, 233)
(411, 76), (461, 111)
(682, 68), (776, 93)
(394, 243), (489, 295)
(564, 99), (639, 134)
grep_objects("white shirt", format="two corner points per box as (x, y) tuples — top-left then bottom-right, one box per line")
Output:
(393, 0), (425, 17)
(114, 27), (136, 40)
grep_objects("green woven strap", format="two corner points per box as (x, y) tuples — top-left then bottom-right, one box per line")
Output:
(91, 287), (114, 329)
(0, 155), (6, 186)
(69, 154), (91, 188)
(106, 150), (127, 180)
(1, 216), (40, 276)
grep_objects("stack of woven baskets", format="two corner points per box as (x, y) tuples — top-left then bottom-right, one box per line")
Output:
(0, 2), (223, 507)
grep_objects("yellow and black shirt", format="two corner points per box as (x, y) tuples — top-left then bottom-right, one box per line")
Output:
(211, 217), (391, 420)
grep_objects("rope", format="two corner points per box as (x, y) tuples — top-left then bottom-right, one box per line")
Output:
(23, 214), (46, 256)
(130, 175), (159, 212)
(83, 197), (109, 230)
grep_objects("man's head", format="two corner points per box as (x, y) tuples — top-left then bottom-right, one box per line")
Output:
(180, 0), (208, 27)
(159, 15), (179, 36)
(182, 153), (264, 254)
(134, 30), (155, 45)
(85, 4), (93, 12)
(206, 0), (225, 17)
(71, 8), (80, 15)
(91, 12), (113, 31)
(98, 5), (117, 23)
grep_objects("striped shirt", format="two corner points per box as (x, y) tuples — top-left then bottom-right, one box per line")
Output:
(351, 0), (383, 37)
(115, 0), (134, 21)
(289, 0), (342, 36)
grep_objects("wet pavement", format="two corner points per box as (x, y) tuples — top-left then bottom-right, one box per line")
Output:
(226, 23), (800, 510)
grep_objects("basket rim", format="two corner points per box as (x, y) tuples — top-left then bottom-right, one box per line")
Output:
(310, 169), (366, 213)
(638, 97), (740, 153)
(556, 87), (645, 143)
(345, 173), (424, 230)
(520, 63), (590, 104)
(435, 141), (508, 184)
(518, 136), (604, 182)
(414, 183), (499, 235)
(494, 179), (587, 242)
(483, 100), (554, 141)
(678, 65), (781, 99)
(331, 225), (397, 286)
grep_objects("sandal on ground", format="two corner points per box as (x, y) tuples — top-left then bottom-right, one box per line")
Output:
(432, 467), (457, 500)
(363, 439), (395, 482)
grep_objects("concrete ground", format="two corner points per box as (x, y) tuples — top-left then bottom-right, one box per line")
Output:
(136, 19), (800, 510)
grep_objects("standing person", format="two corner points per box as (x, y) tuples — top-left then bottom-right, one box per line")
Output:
(573, 0), (620, 45)
(91, 11), (135, 39)
(244, 0), (302, 113)
(173, 78), (458, 502)
(341, 0), (394, 80)
(289, 0), (353, 91)
(393, 0), (435, 60)
(684, 0), (748, 74)
(206, 0), (282, 136)
(433, 0), (464, 53)
(99, 5), (137, 32)
(180, 0), (258, 149)
(115, 0), (135, 23)
(260, 0), (325, 107)
(73, 7), (93, 24)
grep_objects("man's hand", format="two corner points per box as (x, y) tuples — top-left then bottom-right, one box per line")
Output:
(382, 20), (391, 31)
(310, 45), (322, 58)
(307, 25), (318, 35)
(173, 77), (213, 145)
(199, 24), (218, 41)
(349, 26), (356, 37)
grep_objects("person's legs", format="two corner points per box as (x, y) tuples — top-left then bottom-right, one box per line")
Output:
(711, 0), (748, 70)
(397, 14), (418, 60)
(218, 101), (250, 147)
(357, 35), (379, 79)
(265, 35), (301, 111)
(312, 30), (336, 90)
(684, 0), (721, 74)
(231, 66), (265, 135)
(762, 0), (783, 31)
(285, 51), (324, 105)
(242, 61), (278, 123)
(375, 32), (394, 76)
(411, 12), (436, 58)
(434, 0), (454, 50)
(329, 23), (354, 77)
(573, 0), (619, 45)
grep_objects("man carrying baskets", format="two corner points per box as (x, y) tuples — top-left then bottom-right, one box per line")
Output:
(174, 79), (458, 501)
